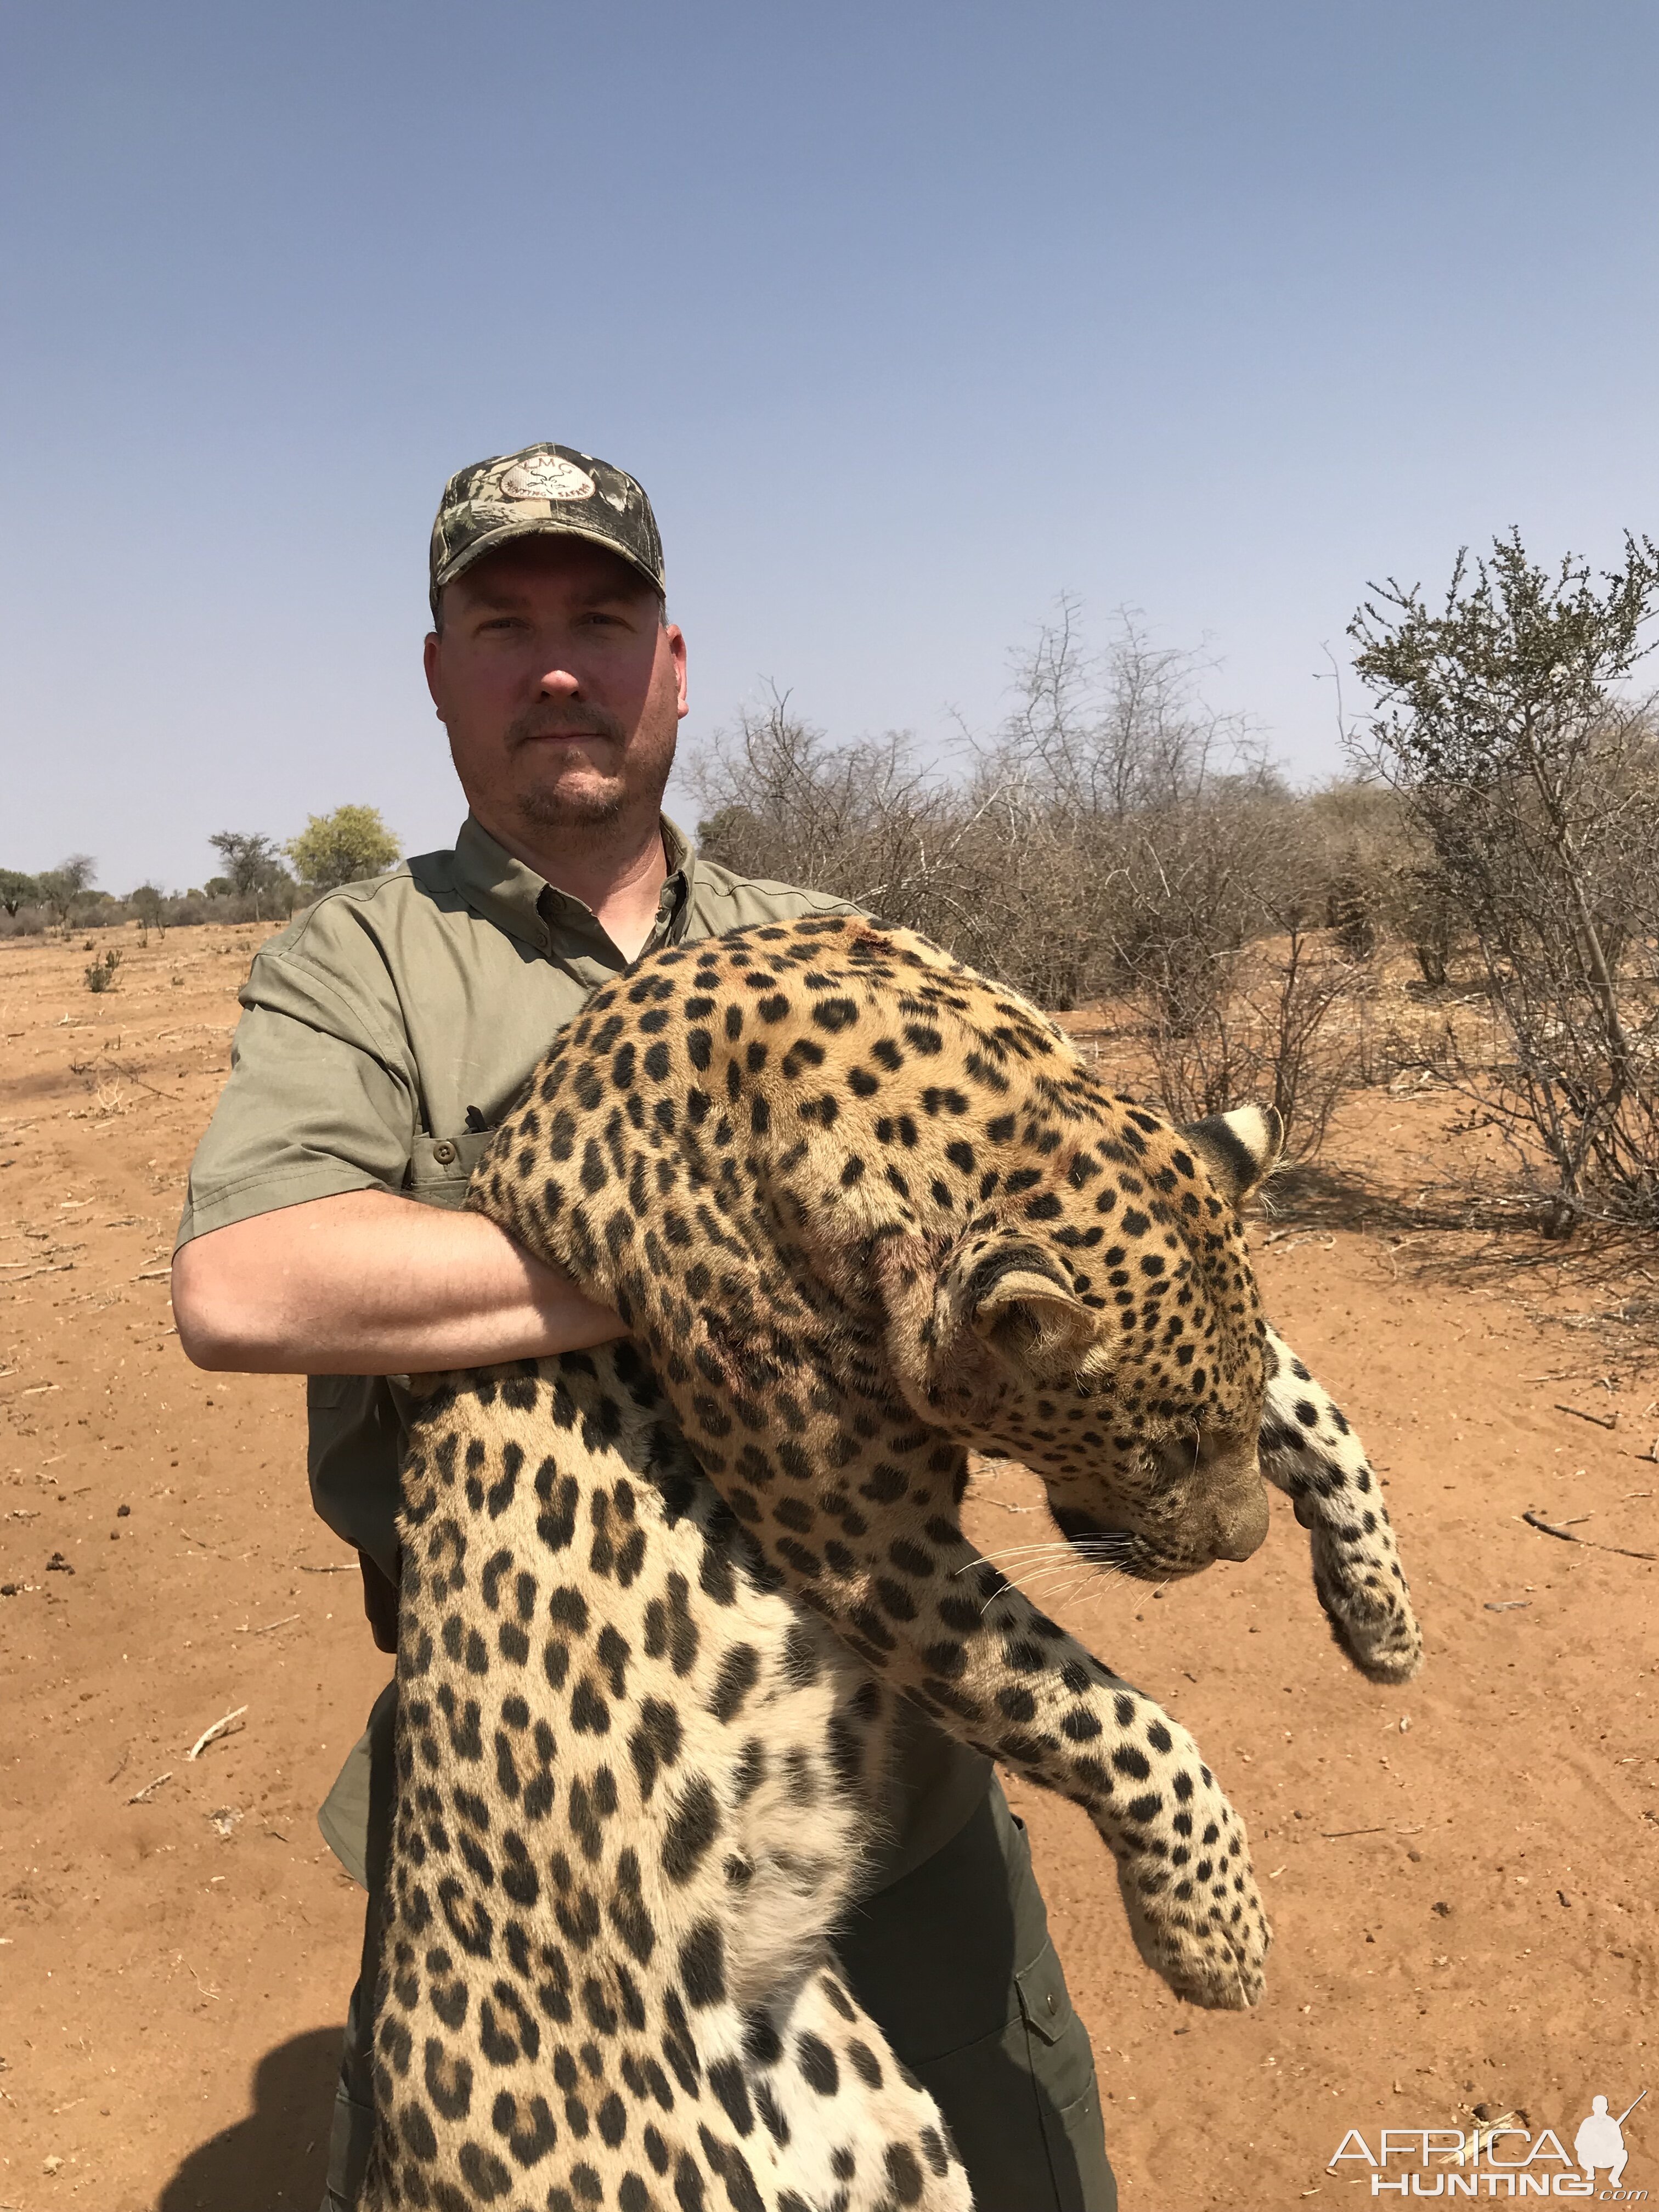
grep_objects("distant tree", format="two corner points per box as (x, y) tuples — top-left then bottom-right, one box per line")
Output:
(33, 854), (97, 929)
(207, 830), (295, 918)
(284, 806), (401, 895)
(130, 884), (165, 928)
(694, 805), (760, 860)
(0, 868), (38, 917)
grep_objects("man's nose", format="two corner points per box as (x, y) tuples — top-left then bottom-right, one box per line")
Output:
(538, 663), (581, 697)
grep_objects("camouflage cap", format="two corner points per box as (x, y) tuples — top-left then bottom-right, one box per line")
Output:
(428, 442), (664, 618)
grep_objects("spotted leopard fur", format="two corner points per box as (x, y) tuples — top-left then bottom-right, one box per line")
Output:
(363, 916), (1421, 2212)
(1259, 1325), (1422, 1682)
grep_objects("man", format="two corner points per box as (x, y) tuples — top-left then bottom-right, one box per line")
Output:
(172, 442), (1115, 2211)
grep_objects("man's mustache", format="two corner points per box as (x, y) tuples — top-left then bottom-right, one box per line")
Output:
(506, 706), (628, 751)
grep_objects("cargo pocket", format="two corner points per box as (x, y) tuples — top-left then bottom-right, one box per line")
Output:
(305, 1373), (404, 1586)
(1017, 1940), (1114, 2211)
(1016, 1940), (1095, 2100)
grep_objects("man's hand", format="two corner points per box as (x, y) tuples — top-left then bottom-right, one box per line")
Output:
(172, 1189), (627, 1375)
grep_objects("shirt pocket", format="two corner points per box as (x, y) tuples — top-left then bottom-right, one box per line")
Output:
(402, 1126), (498, 1211)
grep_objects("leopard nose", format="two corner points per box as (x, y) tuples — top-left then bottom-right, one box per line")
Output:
(1211, 1477), (1269, 1562)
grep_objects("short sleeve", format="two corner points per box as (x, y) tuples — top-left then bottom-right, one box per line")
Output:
(174, 910), (421, 1250)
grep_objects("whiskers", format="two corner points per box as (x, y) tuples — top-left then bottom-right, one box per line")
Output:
(962, 1532), (1139, 1618)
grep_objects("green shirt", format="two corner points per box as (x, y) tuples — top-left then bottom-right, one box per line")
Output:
(179, 811), (990, 1884)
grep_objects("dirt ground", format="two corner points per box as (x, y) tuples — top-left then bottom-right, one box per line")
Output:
(2, 919), (1656, 2211)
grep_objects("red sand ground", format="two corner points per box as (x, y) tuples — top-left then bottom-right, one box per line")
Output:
(2, 922), (1656, 2210)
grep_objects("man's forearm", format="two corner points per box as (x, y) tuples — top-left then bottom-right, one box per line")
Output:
(172, 1189), (625, 1374)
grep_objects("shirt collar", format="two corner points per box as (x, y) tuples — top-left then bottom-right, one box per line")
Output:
(452, 811), (696, 964)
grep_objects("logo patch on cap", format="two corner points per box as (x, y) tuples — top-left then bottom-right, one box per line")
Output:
(432, 442), (663, 616)
(499, 453), (595, 502)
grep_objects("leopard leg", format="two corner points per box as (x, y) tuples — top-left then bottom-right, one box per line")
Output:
(1258, 1323), (1423, 1684)
(726, 1499), (1272, 2013)
(722, 1959), (973, 2212)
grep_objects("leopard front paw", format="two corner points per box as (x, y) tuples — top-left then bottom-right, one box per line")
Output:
(1312, 1536), (1425, 1685)
(1114, 1843), (1271, 2010)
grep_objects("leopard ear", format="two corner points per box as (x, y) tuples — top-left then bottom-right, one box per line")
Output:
(876, 1231), (1103, 1417)
(1181, 1103), (1283, 1207)
(961, 1240), (1099, 1376)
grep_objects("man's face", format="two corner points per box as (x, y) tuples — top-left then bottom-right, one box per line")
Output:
(424, 536), (687, 840)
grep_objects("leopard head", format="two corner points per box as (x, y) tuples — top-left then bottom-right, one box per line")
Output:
(878, 1103), (1283, 1582)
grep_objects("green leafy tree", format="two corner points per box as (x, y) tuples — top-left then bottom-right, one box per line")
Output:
(207, 830), (295, 918)
(0, 868), (38, 917)
(34, 854), (97, 929)
(1350, 527), (1659, 1224)
(284, 805), (401, 895)
(129, 884), (165, 928)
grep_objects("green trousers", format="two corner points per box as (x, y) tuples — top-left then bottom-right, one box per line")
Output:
(319, 1690), (1115, 2211)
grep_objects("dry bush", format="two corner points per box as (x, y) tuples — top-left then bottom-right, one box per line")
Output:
(1351, 530), (1659, 1228)
(692, 610), (1374, 1156)
(971, 603), (1310, 1021)
(1146, 922), (1372, 1164)
(83, 947), (123, 994)
(692, 692), (1003, 954)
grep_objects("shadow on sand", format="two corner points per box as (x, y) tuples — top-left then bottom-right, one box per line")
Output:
(156, 2027), (338, 2212)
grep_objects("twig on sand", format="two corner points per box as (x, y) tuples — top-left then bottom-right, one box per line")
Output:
(1523, 1509), (1590, 1538)
(128, 1770), (172, 1804)
(246, 1613), (298, 1635)
(297, 1560), (356, 1574)
(187, 1705), (248, 1760)
(182, 1530), (246, 1565)
(1554, 1401), (1619, 1431)
(107, 1747), (130, 1784)
(1520, 1508), (1655, 1562)
(1319, 1823), (1426, 1841)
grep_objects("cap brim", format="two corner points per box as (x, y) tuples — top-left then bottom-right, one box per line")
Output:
(431, 518), (663, 614)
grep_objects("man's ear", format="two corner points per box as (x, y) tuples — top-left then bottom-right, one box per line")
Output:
(1181, 1103), (1284, 1207)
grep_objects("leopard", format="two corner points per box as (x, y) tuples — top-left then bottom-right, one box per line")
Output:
(363, 915), (1421, 2212)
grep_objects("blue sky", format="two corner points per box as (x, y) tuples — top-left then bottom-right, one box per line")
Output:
(4, 2), (1657, 893)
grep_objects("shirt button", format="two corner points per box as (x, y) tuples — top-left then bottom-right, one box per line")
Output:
(433, 1140), (458, 1166)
